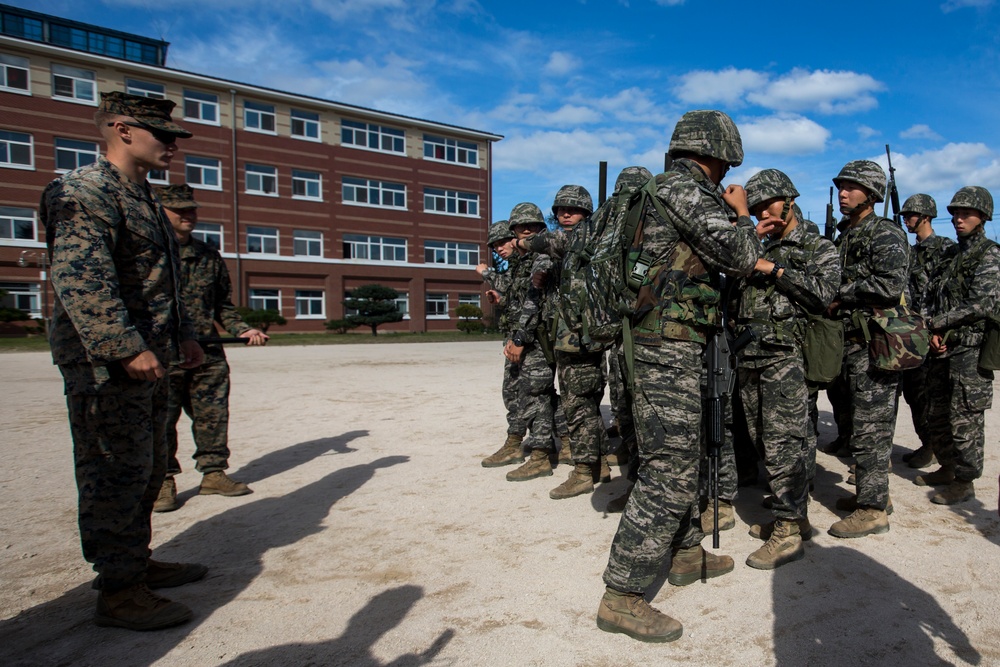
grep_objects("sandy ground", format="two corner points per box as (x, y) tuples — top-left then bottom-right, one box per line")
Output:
(1, 341), (999, 667)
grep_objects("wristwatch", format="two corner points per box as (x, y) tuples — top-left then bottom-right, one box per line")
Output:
(770, 262), (785, 277)
(512, 331), (526, 347)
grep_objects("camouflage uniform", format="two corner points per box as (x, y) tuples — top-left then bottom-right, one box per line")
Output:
(602, 154), (759, 593)
(43, 152), (195, 592)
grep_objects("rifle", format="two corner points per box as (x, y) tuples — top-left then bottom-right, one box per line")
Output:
(884, 145), (901, 225)
(706, 276), (754, 548)
(825, 187), (836, 241)
(198, 337), (251, 346)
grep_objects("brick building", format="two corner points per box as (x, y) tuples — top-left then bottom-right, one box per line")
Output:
(0, 5), (502, 334)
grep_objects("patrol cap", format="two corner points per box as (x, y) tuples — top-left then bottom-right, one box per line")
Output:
(900, 193), (937, 219)
(487, 220), (515, 245)
(99, 91), (193, 139)
(832, 160), (886, 203)
(947, 186), (993, 221)
(155, 183), (200, 209)
(614, 166), (653, 195)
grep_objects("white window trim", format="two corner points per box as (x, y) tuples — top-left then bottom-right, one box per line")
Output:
(342, 178), (407, 211)
(51, 65), (97, 106)
(186, 156), (223, 191)
(294, 291), (326, 319)
(244, 101), (277, 136)
(147, 168), (169, 184)
(0, 54), (31, 96)
(291, 171), (323, 201)
(0, 208), (37, 243)
(343, 235), (408, 263)
(245, 164), (279, 197)
(426, 294), (450, 320)
(293, 230), (323, 257)
(423, 136), (480, 169)
(125, 78), (166, 99)
(290, 111), (322, 143)
(341, 121), (406, 156)
(249, 288), (281, 312)
(423, 189), (481, 218)
(192, 223), (223, 251)
(394, 293), (411, 321)
(183, 90), (221, 127)
(424, 240), (480, 267)
(246, 227), (280, 255)
(54, 138), (99, 173)
(0, 131), (34, 170)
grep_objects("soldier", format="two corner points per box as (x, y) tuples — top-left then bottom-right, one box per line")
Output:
(594, 110), (759, 642)
(516, 185), (611, 499)
(152, 184), (267, 512)
(735, 169), (840, 569)
(825, 160), (908, 538)
(42, 92), (206, 630)
(898, 194), (954, 469)
(917, 187), (1000, 505)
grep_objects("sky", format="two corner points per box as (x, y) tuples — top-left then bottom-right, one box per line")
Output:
(15, 0), (1000, 238)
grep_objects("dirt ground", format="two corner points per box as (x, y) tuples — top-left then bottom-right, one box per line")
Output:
(1, 341), (998, 666)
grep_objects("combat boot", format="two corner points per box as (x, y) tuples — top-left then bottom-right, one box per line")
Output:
(598, 456), (612, 483)
(835, 495), (893, 515)
(906, 445), (936, 469)
(700, 500), (735, 532)
(746, 520), (804, 570)
(199, 471), (252, 496)
(606, 483), (634, 513)
(557, 435), (573, 464)
(931, 480), (975, 505)
(146, 559), (209, 589)
(153, 477), (178, 513)
(749, 518), (814, 541)
(506, 450), (553, 482)
(94, 584), (193, 631)
(596, 587), (682, 643)
(481, 435), (525, 468)
(915, 466), (956, 487)
(667, 545), (734, 586)
(828, 508), (889, 538)
(549, 463), (594, 499)
(606, 443), (631, 467)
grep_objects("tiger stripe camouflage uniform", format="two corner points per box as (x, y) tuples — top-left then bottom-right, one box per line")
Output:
(482, 251), (528, 441)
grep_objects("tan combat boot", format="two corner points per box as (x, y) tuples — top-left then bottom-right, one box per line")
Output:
(146, 559), (209, 589)
(506, 449), (553, 482)
(481, 435), (525, 468)
(596, 587), (683, 643)
(749, 517), (814, 541)
(835, 494), (894, 515)
(199, 471), (252, 496)
(598, 456), (612, 483)
(905, 444), (936, 469)
(746, 520), (805, 570)
(667, 545), (734, 586)
(94, 583), (193, 630)
(931, 480), (975, 505)
(153, 477), (178, 513)
(915, 465), (956, 487)
(828, 507), (889, 538)
(557, 435), (573, 464)
(549, 463), (595, 499)
(606, 483), (634, 513)
(700, 500), (735, 532)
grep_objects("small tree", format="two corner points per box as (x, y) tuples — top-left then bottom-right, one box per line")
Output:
(236, 307), (287, 333)
(343, 284), (404, 336)
(0, 289), (32, 324)
(325, 318), (358, 334)
(456, 303), (484, 334)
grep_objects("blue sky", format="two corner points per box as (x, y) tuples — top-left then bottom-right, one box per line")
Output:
(16, 0), (1000, 238)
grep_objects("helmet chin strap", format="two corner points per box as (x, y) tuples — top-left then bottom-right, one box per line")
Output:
(841, 193), (875, 217)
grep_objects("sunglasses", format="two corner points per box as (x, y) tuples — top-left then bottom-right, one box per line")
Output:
(108, 121), (177, 145)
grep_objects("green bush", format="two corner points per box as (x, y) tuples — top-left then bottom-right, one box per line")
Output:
(456, 303), (485, 334)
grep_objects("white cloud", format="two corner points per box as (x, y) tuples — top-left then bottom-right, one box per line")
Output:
(674, 68), (769, 105)
(493, 129), (632, 172)
(878, 143), (1000, 194)
(543, 52), (581, 77)
(589, 88), (674, 125)
(857, 125), (880, 139)
(653, 0), (686, 5)
(747, 69), (883, 115)
(740, 115), (831, 155)
(941, 0), (993, 12)
(900, 124), (943, 141)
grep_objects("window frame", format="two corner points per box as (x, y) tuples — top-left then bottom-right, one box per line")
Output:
(291, 169), (322, 201)
(341, 176), (406, 210)
(293, 229), (323, 257)
(423, 187), (480, 217)
(185, 155), (223, 191)
(424, 240), (480, 267)
(341, 119), (406, 155)
(191, 222), (222, 251)
(249, 288), (281, 312)
(246, 225), (279, 255)
(425, 293), (450, 319)
(54, 137), (99, 172)
(290, 108), (321, 142)
(244, 99), (276, 135)
(124, 78), (165, 99)
(422, 134), (479, 167)
(245, 163), (279, 197)
(0, 281), (41, 318)
(0, 206), (37, 243)
(294, 289), (326, 319)
(0, 53), (30, 95)
(51, 63), (97, 105)
(342, 234), (407, 263)
(146, 168), (169, 184)
(0, 129), (34, 170)
(183, 89), (220, 126)
(394, 292), (410, 320)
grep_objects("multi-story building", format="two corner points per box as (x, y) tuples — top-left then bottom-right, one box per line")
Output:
(0, 4), (502, 334)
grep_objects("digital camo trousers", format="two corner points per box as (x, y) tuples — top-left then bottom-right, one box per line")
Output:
(901, 364), (932, 449)
(926, 348), (993, 482)
(65, 369), (166, 591)
(556, 350), (607, 463)
(830, 343), (900, 510)
(739, 355), (811, 521)
(604, 341), (704, 594)
(502, 349), (527, 437)
(518, 343), (558, 452)
(166, 359), (232, 474)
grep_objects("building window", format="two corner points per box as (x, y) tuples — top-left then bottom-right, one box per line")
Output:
(342, 177), (406, 209)
(0, 206), (35, 241)
(249, 288), (280, 311)
(245, 163), (278, 196)
(424, 188), (480, 217)
(246, 226), (278, 254)
(459, 294), (482, 309)
(291, 109), (320, 141)
(125, 78), (165, 98)
(291, 169), (322, 200)
(295, 290), (325, 318)
(0, 282), (40, 317)
(293, 229), (322, 257)
(1, 14), (43, 41)
(343, 234), (406, 262)
(184, 89), (219, 124)
(424, 241), (480, 266)
(147, 168), (168, 184)
(341, 119), (405, 154)
(0, 54), (30, 93)
(395, 293), (410, 319)
(51, 64), (96, 104)
(244, 100), (276, 134)
(54, 138), (99, 171)
(423, 135), (478, 166)
(192, 222), (222, 251)
(426, 293), (449, 318)
(186, 155), (222, 190)
(0, 130), (33, 169)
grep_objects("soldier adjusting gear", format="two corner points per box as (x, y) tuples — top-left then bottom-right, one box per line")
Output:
(667, 110), (744, 167)
(900, 194), (938, 219)
(947, 186), (993, 221)
(551, 185), (594, 216)
(745, 169), (799, 210)
(833, 160), (886, 204)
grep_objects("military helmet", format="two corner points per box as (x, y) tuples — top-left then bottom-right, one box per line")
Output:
(667, 110), (744, 167)
(900, 194), (938, 219)
(614, 166), (653, 195)
(947, 186), (993, 221)
(744, 169), (799, 210)
(551, 185), (593, 216)
(509, 202), (545, 228)
(487, 220), (515, 245)
(832, 160), (886, 203)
